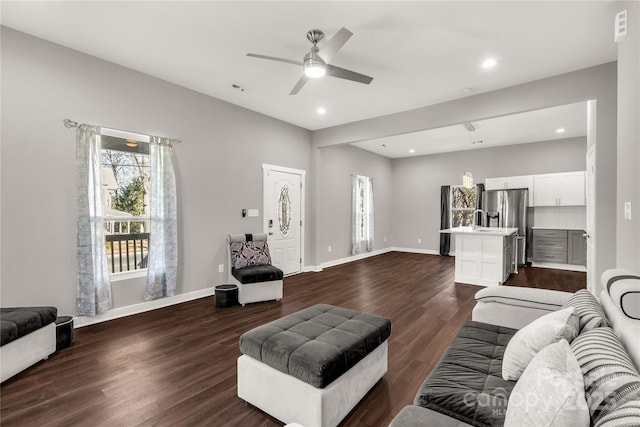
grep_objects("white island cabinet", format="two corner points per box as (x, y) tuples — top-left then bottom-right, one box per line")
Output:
(440, 227), (518, 287)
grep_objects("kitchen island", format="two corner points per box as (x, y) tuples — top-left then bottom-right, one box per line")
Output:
(440, 226), (518, 286)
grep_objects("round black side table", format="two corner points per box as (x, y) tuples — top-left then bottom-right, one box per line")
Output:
(215, 284), (239, 308)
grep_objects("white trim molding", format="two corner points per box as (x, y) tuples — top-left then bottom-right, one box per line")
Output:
(304, 247), (443, 272)
(74, 287), (216, 328)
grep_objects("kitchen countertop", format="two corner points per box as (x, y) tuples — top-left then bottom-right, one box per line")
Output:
(440, 226), (518, 236)
(532, 226), (586, 231)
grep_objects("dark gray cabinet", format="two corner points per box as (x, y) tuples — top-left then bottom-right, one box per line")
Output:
(568, 230), (587, 266)
(533, 229), (568, 264)
(533, 228), (586, 266)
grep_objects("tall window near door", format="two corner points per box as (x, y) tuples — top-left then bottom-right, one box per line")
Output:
(351, 175), (374, 255)
(450, 186), (476, 227)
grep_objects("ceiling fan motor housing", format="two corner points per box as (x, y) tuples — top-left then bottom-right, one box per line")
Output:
(306, 29), (324, 44)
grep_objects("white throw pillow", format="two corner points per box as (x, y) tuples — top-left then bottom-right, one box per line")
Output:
(504, 340), (590, 427)
(502, 307), (579, 380)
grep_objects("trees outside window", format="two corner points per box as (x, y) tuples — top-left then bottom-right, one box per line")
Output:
(450, 186), (476, 227)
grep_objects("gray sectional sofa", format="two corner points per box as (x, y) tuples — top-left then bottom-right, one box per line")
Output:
(390, 269), (640, 427)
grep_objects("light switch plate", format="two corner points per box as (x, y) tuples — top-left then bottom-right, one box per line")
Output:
(624, 201), (632, 220)
(247, 209), (259, 217)
(218, 264), (224, 273)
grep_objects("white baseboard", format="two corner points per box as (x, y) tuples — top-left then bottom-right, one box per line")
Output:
(531, 262), (587, 272)
(303, 247), (443, 272)
(319, 248), (393, 269)
(74, 287), (216, 328)
(390, 247), (441, 256)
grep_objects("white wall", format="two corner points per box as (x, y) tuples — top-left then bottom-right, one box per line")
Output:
(616, 1), (640, 271)
(313, 144), (392, 265)
(0, 28), (312, 316)
(391, 137), (587, 251)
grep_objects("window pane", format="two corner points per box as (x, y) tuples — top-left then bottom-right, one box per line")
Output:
(452, 210), (474, 227)
(101, 138), (151, 275)
(105, 221), (150, 273)
(451, 186), (476, 209)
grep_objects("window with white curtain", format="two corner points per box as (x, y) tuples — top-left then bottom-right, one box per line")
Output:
(352, 174), (374, 255)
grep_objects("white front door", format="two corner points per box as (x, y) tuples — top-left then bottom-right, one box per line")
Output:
(586, 145), (596, 293)
(263, 165), (305, 275)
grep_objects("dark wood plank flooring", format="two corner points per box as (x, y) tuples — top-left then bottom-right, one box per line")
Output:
(0, 253), (585, 426)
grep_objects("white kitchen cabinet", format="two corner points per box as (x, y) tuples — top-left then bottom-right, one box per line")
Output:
(533, 171), (585, 206)
(484, 175), (533, 205)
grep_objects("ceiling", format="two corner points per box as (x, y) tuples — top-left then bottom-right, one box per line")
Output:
(1, 1), (616, 155)
(352, 102), (588, 158)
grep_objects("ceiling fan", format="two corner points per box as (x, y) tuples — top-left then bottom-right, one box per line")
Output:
(247, 27), (374, 95)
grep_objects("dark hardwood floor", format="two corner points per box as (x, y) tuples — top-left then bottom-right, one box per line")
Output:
(0, 253), (585, 426)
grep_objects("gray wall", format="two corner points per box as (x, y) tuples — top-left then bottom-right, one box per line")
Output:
(313, 144), (392, 264)
(0, 28), (312, 316)
(314, 62), (618, 297)
(617, 1), (640, 271)
(391, 138), (587, 250)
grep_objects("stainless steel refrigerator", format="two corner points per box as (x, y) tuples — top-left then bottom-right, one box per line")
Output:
(483, 188), (528, 266)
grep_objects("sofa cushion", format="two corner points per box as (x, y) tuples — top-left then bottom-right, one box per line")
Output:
(0, 307), (58, 346)
(239, 304), (391, 388)
(231, 265), (284, 284)
(562, 289), (609, 332)
(414, 321), (518, 427)
(502, 307), (579, 381)
(571, 327), (640, 424)
(594, 399), (640, 427)
(389, 405), (474, 427)
(504, 340), (590, 427)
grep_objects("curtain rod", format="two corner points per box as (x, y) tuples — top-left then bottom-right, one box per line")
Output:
(63, 119), (181, 143)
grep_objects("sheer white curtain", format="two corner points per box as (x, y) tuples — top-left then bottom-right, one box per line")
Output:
(76, 124), (112, 315)
(144, 137), (178, 300)
(351, 175), (374, 255)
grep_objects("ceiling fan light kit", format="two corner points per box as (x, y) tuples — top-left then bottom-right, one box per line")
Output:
(303, 48), (326, 78)
(246, 27), (373, 95)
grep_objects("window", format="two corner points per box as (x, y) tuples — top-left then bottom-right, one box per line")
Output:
(101, 133), (150, 276)
(352, 175), (374, 254)
(450, 185), (476, 227)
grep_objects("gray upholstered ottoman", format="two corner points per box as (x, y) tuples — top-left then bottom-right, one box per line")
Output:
(237, 304), (392, 427)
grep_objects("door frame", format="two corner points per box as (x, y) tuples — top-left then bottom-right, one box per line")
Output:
(585, 145), (596, 293)
(262, 163), (306, 274)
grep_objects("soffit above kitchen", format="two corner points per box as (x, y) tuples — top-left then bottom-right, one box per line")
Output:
(351, 102), (588, 158)
(1, 1), (617, 132)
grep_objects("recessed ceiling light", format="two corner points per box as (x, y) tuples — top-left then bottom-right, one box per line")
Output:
(317, 107), (327, 115)
(482, 58), (497, 69)
(555, 128), (566, 133)
(409, 149), (416, 154)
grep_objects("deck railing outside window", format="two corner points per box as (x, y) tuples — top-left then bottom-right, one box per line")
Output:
(105, 232), (149, 274)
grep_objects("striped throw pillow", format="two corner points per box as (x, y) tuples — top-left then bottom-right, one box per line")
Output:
(563, 289), (609, 333)
(594, 399), (640, 427)
(571, 327), (640, 424)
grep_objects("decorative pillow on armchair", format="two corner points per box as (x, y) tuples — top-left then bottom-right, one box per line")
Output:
(230, 241), (272, 269)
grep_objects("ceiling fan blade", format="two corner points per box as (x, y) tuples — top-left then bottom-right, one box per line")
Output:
(318, 27), (353, 64)
(246, 53), (301, 67)
(326, 64), (373, 85)
(289, 74), (310, 95)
